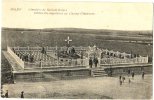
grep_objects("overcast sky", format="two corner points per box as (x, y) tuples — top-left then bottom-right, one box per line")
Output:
(2, 1), (153, 30)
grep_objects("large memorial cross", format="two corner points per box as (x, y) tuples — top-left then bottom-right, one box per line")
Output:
(65, 36), (72, 46)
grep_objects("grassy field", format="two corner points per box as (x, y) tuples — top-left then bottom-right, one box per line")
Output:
(2, 74), (152, 99)
(1, 28), (153, 58)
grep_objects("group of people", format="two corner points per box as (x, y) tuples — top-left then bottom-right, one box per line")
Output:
(119, 70), (145, 86)
(12, 47), (35, 63)
(119, 76), (126, 85)
(22, 54), (34, 62)
(1, 90), (24, 98)
(89, 57), (99, 68)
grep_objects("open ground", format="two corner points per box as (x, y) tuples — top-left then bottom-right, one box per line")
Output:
(2, 74), (152, 99)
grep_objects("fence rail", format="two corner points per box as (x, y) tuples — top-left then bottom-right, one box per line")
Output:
(7, 46), (24, 69)
(100, 57), (148, 65)
(12, 46), (89, 51)
(24, 58), (88, 68)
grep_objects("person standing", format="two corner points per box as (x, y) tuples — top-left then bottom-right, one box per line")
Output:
(120, 80), (122, 86)
(89, 58), (93, 68)
(122, 76), (125, 83)
(132, 71), (135, 79)
(119, 75), (122, 86)
(142, 71), (145, 79)
(21, 91), (24, 98)
(119, 75), (122, 81)
(93, 57), (98, 68)
(128, 78), (131, 84)
(5, 90), (8, 98)
(11, 73), (14, 84)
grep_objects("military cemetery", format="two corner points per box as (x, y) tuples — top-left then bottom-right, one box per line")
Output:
(1, 27), (152, 99)
(1, 2), (153, 99)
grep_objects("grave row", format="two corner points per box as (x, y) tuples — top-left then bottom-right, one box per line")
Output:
(12, 50), (55, 63)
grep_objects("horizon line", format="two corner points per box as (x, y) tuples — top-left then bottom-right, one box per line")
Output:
(1, 27), (152, 32)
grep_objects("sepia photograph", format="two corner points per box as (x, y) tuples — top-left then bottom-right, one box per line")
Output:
(1, 1), (153, 99)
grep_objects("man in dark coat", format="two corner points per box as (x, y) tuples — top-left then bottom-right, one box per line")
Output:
(132, 71), (135, 79)
(30, 55), (34, 62)
(5, 90), (8, 98)
(119, 75), (122, 80)
(89, 58), (93, 68)
(21, 91), (24, 98)
(41, 47), (46, 54)
(142, 71), (145, 79)
(93, 57), (98, 68)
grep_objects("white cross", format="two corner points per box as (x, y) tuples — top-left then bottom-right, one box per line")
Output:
(65, 36), (72, 45)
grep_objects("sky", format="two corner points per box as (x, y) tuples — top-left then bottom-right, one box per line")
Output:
(2, 1), (153, 30)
